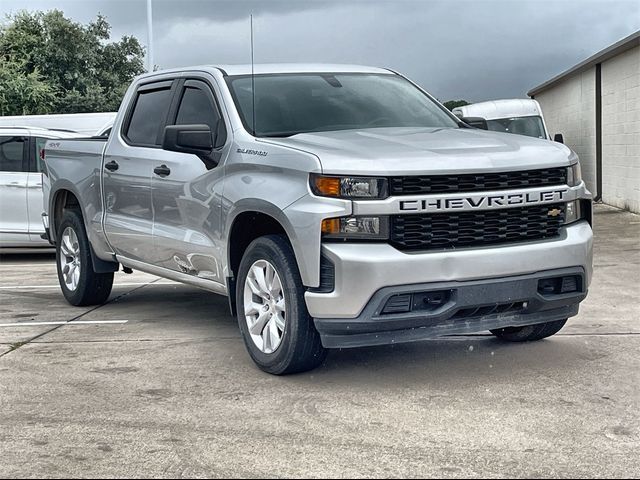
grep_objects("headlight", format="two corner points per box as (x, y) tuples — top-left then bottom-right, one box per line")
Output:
(564, 200), (582, 224)
(311, 174), (388, 199)
(567, 162), (582, 187)
(321, 216), (389, 239)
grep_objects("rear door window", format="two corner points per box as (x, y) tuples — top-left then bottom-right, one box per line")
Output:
(0, 136), (27, 172)
(125, 83), (173, 146)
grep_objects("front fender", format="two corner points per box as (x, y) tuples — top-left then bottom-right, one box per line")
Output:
(224, 195), (349, 288)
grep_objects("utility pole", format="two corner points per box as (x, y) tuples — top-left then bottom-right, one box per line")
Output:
(146, 0), (154, 72)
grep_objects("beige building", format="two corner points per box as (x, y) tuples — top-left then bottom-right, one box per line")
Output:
(529, 31), (640, 213)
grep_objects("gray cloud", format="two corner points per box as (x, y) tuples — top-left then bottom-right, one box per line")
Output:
(2, 0), (639, 101)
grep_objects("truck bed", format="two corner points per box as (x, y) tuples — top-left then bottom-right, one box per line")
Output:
(43, 138), (108, 246)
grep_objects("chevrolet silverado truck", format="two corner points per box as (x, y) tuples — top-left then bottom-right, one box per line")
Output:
(43, 64), (593, 375)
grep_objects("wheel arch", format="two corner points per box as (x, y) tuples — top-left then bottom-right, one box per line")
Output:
(225, 203), (304, 315)
(51, 186), (119, 274)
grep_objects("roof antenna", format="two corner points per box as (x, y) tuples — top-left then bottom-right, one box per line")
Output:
(250, 14), (256, 136)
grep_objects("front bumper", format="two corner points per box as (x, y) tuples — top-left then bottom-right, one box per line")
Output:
(305, 220), (593, 348)
(315, 267), (585, 348)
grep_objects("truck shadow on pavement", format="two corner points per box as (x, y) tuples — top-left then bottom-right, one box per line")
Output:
(96, 283), (597, 385)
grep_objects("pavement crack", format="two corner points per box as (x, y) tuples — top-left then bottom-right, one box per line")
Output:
(0, 279), (161, 359)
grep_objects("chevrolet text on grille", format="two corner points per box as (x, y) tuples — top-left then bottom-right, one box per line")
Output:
(398, 188), (569, 212)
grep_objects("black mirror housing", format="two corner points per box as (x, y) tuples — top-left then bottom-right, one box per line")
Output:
(162, 124), (214, 155)
(461, 117), (488, 130)
(553, 133), (564, 144)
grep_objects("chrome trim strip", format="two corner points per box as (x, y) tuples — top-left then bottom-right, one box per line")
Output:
(116, 256), (228, 296)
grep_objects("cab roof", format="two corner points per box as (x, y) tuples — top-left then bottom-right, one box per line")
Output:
(141, 63), (393, 78)
(215, 64), (392, 76)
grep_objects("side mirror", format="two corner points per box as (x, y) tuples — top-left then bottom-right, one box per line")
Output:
(461, 117), (488, 130)
(162, 124), (214, 156)
(553, 133), (564, 144)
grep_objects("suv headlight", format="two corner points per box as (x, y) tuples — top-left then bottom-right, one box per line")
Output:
(321, 216), (389, 239)
(311, 174), (388, 199)
(567, 162), (582, 187)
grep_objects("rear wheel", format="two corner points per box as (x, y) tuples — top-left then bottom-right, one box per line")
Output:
(490, 319), (567, 342)
(236, 235), (327, 375)
(56, 209), (113, 306)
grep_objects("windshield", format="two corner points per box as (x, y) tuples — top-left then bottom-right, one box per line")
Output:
(226, 73), (459, 137)
(485, 116), (547, 139)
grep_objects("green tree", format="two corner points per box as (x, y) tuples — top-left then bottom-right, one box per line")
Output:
(443, 100), (471, 112)
(0, 10), (145, 115)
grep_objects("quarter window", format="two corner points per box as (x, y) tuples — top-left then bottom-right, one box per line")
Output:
(0, 136), (26, 172)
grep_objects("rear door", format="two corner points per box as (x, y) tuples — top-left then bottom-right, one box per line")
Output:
(0, 135), (29, 245)
(151, 78), (229, 283)
(103, 79), (177, 263)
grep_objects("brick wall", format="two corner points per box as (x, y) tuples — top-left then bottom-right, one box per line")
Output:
(601, 45), (640, 213)
(535, 69), (597, 195)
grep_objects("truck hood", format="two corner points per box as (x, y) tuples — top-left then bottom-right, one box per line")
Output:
(261, 127), (573, 175)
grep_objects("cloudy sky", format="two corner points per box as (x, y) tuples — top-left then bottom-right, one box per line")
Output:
(2, 0), (639, 101)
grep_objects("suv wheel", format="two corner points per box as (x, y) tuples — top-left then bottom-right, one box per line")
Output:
(56, 209), (114, 306)
(490, 319), (567, 342)
(236, 235), (327, 375)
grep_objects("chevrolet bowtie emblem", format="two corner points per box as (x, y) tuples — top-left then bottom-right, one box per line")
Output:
(547, 208), (562, 217)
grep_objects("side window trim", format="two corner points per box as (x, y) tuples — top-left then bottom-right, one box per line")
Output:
(121, 79), (178, 149)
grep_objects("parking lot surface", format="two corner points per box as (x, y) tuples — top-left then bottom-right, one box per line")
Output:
(0, 204), (638, 478)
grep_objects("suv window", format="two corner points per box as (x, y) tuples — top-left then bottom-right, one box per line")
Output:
(175, 86), (221, 132)
(126, 85), (173, 146)
(0, 136), (26, 172)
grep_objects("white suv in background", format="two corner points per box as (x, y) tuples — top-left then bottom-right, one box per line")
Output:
(0, 127), (80, 248)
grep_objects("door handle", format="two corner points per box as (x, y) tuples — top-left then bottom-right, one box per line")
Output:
(105, 160), (119, 172)
(154, 165), (171, 177)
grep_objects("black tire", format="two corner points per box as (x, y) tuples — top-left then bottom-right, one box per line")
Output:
(236, 235), (327, 375)
(56, 209), (114, 306)
(490, 319), (567, 342)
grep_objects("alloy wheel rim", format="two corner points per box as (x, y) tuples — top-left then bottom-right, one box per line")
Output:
(243, 259), (286, 354)
(60, 227), (81, 291)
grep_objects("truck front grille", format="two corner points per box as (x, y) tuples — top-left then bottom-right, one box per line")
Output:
(390, 167), (567, 195)
(390, 203), (565, 251)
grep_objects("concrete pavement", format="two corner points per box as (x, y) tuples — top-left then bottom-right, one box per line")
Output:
(0, 204), (638, 478)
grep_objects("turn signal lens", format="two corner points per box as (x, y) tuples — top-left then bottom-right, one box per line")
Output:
(314, 176), (341, 197)
(321, 218), (340, 234)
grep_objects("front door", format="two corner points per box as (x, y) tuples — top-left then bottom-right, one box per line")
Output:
(151, 78), (228, 285)
(103, 80), (176, 263)
(0, 135), (29, 246)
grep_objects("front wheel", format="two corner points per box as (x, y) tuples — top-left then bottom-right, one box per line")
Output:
(56, 209), (114, 306)
(236, 235), (327, 375)
(490, 319), (567, 342)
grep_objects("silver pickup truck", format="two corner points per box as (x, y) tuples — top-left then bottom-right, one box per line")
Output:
(43, 64), (593, 375)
